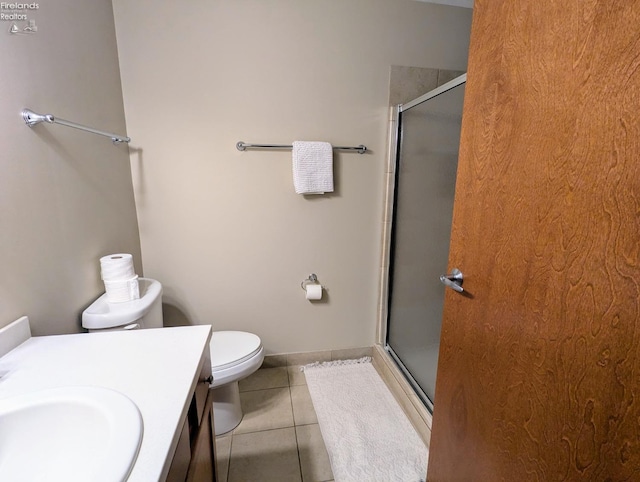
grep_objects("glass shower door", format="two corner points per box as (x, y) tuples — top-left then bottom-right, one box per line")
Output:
(386, 76), (466, 412)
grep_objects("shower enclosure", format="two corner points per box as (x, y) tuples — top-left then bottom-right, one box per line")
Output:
(385, 74), (466, 412)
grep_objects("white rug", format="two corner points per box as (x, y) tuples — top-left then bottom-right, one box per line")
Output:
(303, 358), (428, 482)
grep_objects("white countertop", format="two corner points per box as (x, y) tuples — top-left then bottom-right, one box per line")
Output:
(0, 324), (212, 482)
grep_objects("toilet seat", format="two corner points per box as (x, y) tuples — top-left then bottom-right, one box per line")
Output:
(209, 331), (264, 388)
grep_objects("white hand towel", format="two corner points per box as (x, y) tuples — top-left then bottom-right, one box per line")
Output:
(292, 141), (334, 194)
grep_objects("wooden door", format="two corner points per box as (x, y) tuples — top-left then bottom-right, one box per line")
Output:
(427, 1), (640, 480)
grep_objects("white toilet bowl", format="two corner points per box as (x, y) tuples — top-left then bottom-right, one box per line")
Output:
(82, 279), (265, 436)
(209, 331), (264, 435)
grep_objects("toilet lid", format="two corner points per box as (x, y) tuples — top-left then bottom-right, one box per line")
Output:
(210, 331), (262, 370)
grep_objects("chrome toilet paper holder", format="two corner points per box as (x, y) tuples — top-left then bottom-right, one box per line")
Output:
(301, 274), (319, 291)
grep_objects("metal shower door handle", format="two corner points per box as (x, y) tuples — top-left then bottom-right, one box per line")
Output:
(440, 268), (464, 293)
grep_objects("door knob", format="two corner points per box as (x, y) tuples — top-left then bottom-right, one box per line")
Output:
(440, 268), (464, 293)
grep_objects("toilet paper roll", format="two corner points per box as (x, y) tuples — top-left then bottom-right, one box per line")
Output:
(100, 253), (136, 281)
(305, 284), (323, 301)
(104, 275), (140, 303)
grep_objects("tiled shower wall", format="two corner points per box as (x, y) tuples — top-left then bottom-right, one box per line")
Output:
(388, 66), (465, 106)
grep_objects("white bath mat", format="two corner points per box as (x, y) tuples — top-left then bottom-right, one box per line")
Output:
(303, 357), (428, 482)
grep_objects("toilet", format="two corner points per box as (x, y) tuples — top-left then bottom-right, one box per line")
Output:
(82, 277), (264, 435)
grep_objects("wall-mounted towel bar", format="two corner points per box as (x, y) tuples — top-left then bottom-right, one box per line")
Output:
(22, 109), (131, 144)
(236, 141), (367, 154)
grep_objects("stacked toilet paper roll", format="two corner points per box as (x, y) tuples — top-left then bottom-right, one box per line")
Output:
(100, 254), (140, 303)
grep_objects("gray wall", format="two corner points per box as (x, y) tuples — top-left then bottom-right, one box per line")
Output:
(0, 1), (141, 334)
(113, 0), (472, 354)
(0, 1), (471, 347)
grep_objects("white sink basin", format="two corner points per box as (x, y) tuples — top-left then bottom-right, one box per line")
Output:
(0, 386), (143, 482)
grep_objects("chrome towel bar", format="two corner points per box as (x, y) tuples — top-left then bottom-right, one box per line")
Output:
(236, 141), (367, 154)
(22, 108), (131, 144)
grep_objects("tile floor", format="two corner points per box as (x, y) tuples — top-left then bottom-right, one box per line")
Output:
(215, 364), (335, 482)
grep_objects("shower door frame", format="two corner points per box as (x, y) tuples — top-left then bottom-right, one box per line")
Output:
(384, 74), (467, 414)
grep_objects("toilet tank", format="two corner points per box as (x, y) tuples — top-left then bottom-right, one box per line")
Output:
(82, 278), (164, 332)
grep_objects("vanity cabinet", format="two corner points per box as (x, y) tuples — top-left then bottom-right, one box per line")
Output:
(167, 351), (217, 482)
(187, 389), (216, 481)
(0, 321), (214, 482)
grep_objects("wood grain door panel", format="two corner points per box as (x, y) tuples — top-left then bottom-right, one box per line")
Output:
(428, 1), (640, 480)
